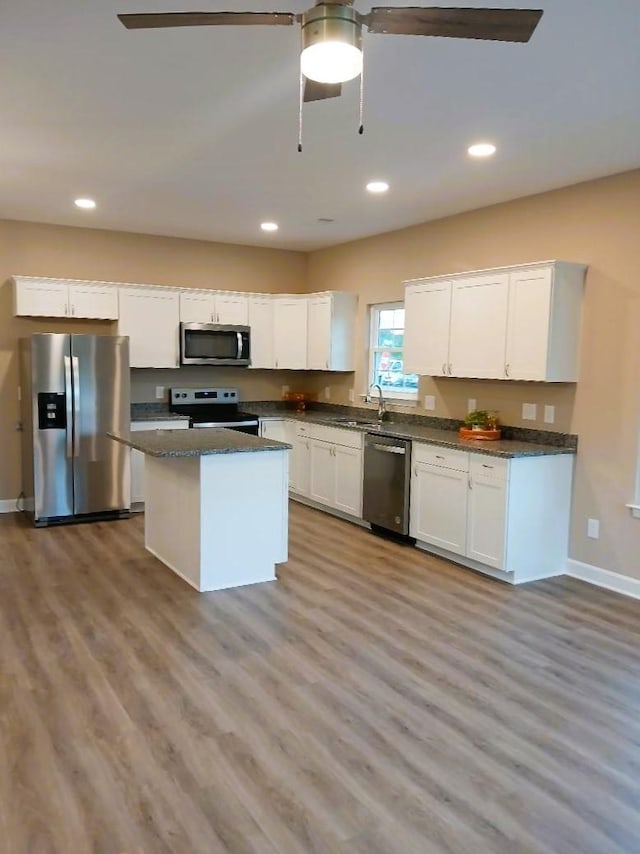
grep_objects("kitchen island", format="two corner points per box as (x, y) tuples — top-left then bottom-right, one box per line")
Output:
(109, 428), (290, 592)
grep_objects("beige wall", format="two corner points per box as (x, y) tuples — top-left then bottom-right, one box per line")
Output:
(306, 169), (640, 579)
(0, 219), (306, 501)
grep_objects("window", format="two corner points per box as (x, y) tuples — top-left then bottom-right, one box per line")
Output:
(369, 302), (419, 401)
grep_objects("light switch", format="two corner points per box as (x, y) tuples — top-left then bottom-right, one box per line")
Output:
(522, 403), (537, 421)
(281, 385), (289, 396)
(423, 395), (436, 411)
(587, 518), (600, 539)
(467, 398), (477, 413)
(544, 405), (555, 424)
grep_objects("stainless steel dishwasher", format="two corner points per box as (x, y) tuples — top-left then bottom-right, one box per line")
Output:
(362, 433), (413, 540)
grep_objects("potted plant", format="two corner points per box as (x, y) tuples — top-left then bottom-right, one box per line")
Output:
(460, 410), (501, 440)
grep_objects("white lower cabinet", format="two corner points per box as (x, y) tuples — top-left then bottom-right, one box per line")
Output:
(410, 461), (468, 556)
(410, 443), (573, 583)
(273, 420), (363, 518)
(130, 420), (189, 507)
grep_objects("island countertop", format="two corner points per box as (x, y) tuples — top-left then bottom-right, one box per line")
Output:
(108, 427), (291, 457)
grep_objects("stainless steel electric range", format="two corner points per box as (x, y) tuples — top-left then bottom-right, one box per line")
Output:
(169, 387), (260, 435)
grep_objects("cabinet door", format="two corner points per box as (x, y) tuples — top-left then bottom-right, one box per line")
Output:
(130, 420), (188, 507)
(290, 434), (311, 496)
(273, 299), (308, 369)
(334, 445), (363, 517)
(249, 296), (274, 369)
(309, 440), (335, 506)
(449, 273), (509, 378)
(14, 279), (69, 317)
(307, 296), (332, 370)
(505, 267), (553, 381)
(466, 473), (508, 569)
(260, 419), (287, 442)
(68, 282), (119, 320)
(180, 290), (215, 323)
(404, 281), (452, 376)
(215, 293), (249, 325)
(119, 288), (180, 368)
(410, 462), (467, 555)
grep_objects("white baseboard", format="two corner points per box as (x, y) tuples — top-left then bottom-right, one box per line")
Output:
(0, 499), (19, 514)
(566, 558), (640, 600)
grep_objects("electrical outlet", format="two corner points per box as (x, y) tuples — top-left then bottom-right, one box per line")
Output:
(544, 405), (555, 424)
(281, 385), (289, 396)
(348, 388), (355, 403)
(522, 403), (537, 421)
(467, 398), (477, 413)
(155, 385), (165, 400)
(587, 518), (600, 539)
(423, 395), (436, 411)
(324, 386), (331, 400)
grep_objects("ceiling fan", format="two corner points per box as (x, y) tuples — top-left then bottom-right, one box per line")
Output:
(118, 5), (543, 98)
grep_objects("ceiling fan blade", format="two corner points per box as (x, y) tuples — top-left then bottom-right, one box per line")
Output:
(304, 79), (342, 102)
(118, 11), (296, 30)
(363, 7), (543, 42)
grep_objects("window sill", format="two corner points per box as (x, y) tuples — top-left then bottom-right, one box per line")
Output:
(625, 503), (640, 519)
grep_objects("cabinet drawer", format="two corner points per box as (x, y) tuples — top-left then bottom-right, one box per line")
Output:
(470, 454), (509, 481)
(413, 443), (469, 471)
(296, 423), (363, 449)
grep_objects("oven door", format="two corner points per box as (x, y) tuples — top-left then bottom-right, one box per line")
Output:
(180, 323), (251, 366)
(192, 420), (260, 436)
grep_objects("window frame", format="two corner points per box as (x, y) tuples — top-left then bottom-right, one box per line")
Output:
(368, 301), (418, 402)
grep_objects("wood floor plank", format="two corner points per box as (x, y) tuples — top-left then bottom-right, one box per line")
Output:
(2, 505), (640, 852)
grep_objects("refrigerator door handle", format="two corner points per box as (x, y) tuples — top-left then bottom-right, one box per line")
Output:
(72, 356), (80, 457)
(64, 355), (74, 459)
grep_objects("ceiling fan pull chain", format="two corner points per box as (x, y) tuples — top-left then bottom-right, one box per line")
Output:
(297, 50), (304, 152)
(358, 50), (364, 135)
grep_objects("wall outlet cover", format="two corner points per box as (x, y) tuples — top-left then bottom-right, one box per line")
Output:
(522, 403), (537, 421)
(587, 518), (600, 539)
(467, 398), (477, 413)
(324, 386), (331, 400)
(348, 389), (355, 403)
(281, 385), (289, 396)
(424, 395), (436, 411)
(155, 386), (165, 400)
(544, 404), (555, 424)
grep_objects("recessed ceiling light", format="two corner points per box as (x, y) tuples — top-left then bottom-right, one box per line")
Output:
(366, 181), (389, 194)
(467, 142), (497, 158)
(261, 221), (279, 232)
(74, 197), (96, 209)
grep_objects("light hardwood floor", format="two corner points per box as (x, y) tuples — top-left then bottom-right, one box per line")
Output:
(2, 502), (640, 853)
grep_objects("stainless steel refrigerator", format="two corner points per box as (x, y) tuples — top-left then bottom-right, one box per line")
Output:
(20, 334), (131, 526)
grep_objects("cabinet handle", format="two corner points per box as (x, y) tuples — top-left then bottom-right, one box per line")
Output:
(482, 463), (494, 469)
(448, 363), (452, 375)
(71, 304), (75, 316)
(275, 359), (278, 368)
(442, 362), (446, 375)
(468, 476), (473, 490)
(505, 363), (510, 377)
(414, 466), (418, 477)
(325, 360), (329, 370)
(435, 454), (444, 459)
(65, 303), (69, 316)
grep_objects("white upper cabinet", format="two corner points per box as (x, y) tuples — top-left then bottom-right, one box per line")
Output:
(307, 292), (358, 371)
(449, 272), (510, 379)
(179, 290), (215, 323)
(248, 295), (274, 369)
(179, 291), (248, 325)
(13, 276), (118, 320)
(404, 280), (452, 376)
(215, 293), (248, 325)
(403, 261), (586, 382)
(273, 297), (308, 369)
(118, 286), (180, 368)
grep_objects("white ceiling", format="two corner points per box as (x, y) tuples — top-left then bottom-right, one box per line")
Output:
(1, 1), (639, 251)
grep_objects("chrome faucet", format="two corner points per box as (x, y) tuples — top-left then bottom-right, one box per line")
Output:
(370, 383), (387, 423)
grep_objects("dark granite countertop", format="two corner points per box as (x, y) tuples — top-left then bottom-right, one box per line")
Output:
(109, 428), (291, 457)
(248, 405), (576, 459)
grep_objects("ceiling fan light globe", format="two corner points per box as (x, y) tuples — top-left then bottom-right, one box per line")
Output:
(301, 42), (362, 84)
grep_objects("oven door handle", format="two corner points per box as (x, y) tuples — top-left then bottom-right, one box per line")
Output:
(194, 420), (259, 428)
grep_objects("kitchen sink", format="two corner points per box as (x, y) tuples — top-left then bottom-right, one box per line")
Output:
(326, 418), (386, 429)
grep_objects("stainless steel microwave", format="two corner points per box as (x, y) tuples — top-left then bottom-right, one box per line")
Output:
(180, 323), (251, 366)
